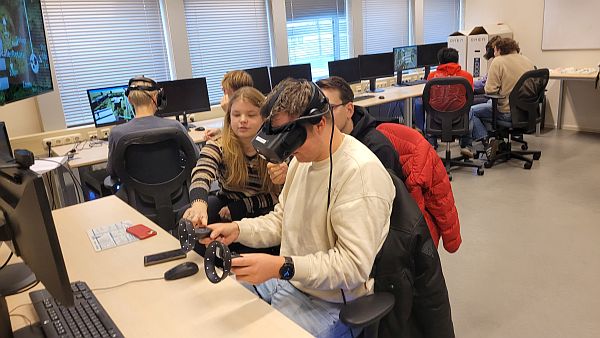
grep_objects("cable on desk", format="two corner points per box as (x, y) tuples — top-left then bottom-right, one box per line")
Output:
(9, 302), (32, 314)
(92, 276), (164, 292)
(10, 313), (32, 327)
(0, 251), (13, 270)
(35, 158), (84, 204)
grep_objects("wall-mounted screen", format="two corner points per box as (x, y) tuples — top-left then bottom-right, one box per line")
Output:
(0, 0), (53, 106)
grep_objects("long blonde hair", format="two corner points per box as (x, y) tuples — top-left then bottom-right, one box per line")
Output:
(221, 87), (277, 193)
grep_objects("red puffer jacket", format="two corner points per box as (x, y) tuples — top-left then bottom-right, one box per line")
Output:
(377, 123), (462, 253)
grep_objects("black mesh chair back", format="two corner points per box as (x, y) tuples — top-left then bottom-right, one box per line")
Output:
(507, 68), (549, 133)
(423, 77), (474, 143)
(112, 127), (196, 231)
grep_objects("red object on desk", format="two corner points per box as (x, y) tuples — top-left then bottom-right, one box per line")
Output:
(127, 224), (157, 240)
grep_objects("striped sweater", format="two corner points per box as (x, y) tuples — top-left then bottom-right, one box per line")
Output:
(189, 139), (279, 218)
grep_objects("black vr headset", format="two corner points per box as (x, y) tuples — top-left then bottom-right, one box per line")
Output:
(252, 81), (329, 164)
(125, 76), (167, 111)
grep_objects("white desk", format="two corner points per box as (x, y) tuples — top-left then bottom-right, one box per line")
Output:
(6, 196), (311, 337)
(354, 84), (425, 127)
(549, 69), (599, 129)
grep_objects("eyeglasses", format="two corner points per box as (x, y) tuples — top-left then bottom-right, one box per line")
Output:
(330, 102), (348, 110)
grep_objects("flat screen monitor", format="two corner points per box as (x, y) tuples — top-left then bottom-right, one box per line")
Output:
(0, 0), (54, 106)
(0, 122), (13, 161)
(87, 85), (135, 128)
(358, 52), (395, 80)
(157, 77), (211, 118)
(244, 67), (272, 95)
(393, 46), (418, 72)
(269, 63), (312, 88)
(0, 166), (74, 308)
(417, 42), (448, 67)
(328, 58), (361, 84)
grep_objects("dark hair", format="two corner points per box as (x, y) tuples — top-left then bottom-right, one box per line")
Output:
(437, 47), (459, 64)
(484, 35), (501, 60)
(316, 76), (354, 104)
(494, 37), (520, 56)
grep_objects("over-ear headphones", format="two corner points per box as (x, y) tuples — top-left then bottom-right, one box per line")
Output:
(252, 80), (329, 163)
(125, 76), (167, 111)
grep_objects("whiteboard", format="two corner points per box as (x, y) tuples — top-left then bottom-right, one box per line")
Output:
(542, 0), (600, 50)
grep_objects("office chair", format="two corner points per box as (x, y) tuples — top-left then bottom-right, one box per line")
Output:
(482, 68), (548, 169)
(110, 127), (197, 231)
(339, 169), (454, 338)
(423, 77), (484, 180)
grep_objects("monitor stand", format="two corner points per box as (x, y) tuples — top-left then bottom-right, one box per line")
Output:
(423, 66), (431, 80)
(176, 112), (196, 130)
(393, 67), (403, 87)
(367, 78), (384, 93)
(1, 263), (43, 338)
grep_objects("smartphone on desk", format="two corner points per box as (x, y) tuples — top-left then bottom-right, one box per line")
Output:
(144, 249), (187, 267)
(127, 224), (157, 240)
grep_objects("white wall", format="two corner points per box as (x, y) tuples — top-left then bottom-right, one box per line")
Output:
(0, 97), (43, 137)
(464, 0), (600, 132)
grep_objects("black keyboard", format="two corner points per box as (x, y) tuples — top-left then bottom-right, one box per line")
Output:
(354, 94), (375, 101)
(30, 281), (123, 338)
(402, 79), (427, 86)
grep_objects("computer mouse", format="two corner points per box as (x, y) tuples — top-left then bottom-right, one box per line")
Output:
(378, 95), (385, 99)
(194, 126), (205, 131)
(164, 262), (199, 281)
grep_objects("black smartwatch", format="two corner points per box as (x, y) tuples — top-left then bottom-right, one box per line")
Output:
(279, 256), (295, 280)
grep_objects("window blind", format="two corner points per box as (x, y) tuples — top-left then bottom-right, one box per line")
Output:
(183, 0), (272, 103)
(362, 0), (410, 54)
(285, 0), (349, 79)
(423, 0), (460, 44)
(41, 0), (171, 127)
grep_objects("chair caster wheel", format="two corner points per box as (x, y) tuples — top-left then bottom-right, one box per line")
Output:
(524, 162), (533, 169)
(533, 153), (541, 160)
(521, 144), (528, 150)
(484, 161), (492, 168)
(477, 168), (484, 176)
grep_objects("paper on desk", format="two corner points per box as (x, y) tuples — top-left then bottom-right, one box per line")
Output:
(87, 220), (139, 252)
(30, 156), (68, 174)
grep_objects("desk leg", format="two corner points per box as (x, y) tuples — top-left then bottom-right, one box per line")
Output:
(405, 97), (413, 127)
(557, 79), (564, 130)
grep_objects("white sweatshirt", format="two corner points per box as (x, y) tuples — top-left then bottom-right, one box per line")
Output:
(236, 135), (395, 303)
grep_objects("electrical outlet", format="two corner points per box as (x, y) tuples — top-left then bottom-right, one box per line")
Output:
(100, 128), (110, 139)
(88, 131), (98, 140)
(41, 133), (83, 148)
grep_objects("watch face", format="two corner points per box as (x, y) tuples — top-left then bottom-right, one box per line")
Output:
(281, 266), (293, 279)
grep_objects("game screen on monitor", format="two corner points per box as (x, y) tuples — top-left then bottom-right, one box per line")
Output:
(0, 0), (53, 106)
(394, 46), (417, 72)
(87, 85), (135, 128)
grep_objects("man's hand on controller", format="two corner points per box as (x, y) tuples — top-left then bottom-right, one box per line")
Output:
(199, 222), (240, 246)
(231, 254), (284, 285)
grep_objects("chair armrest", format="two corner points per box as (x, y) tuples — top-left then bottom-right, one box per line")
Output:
(339, 292), (395, 329)
(484, 93), (505, 100)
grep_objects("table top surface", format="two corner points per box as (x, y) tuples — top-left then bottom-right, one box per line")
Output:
(549, 69), (599, 80)
(6, 196), (311, 337)
(354, 83), (425, 107)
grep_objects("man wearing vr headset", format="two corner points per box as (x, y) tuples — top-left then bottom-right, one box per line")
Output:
(106, 76), (200, 177)
(199, 79), (395, 338)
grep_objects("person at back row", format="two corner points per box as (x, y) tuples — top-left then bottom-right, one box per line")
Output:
(424, 47), (475, 158)
(107, 76), (200, 179)
(470, 37), (535, 158)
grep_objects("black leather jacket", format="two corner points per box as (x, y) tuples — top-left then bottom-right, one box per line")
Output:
(372, 170), (455, 338)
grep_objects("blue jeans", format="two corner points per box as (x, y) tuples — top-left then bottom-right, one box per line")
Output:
(470, 100), (512, 141)
(245, 279), (358, 338)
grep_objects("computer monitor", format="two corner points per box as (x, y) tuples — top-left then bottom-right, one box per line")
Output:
(87, 85), (135, 128)
(157, 78), (211, 118)
(244, 67), (272, 95)
(0, 164), (74, 336)
(417, 42), (448, 68)
(394, 46), (418, 72)
(328, 58), (361, 84)
(269, 63), (312, 89)
(358, 52), (395, 93)
(0, 122), (13, 162)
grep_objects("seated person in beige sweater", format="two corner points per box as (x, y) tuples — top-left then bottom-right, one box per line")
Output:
(189, 79), (396, 338)
(470, 37), (535, 158)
